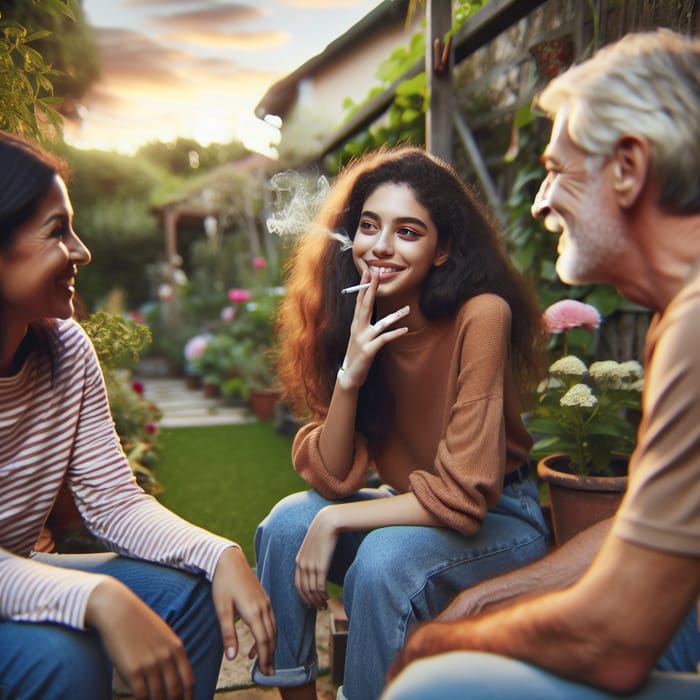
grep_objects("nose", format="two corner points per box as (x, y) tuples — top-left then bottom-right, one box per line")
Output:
(68, 230), (92, 266)
(531, 175), (551, 220)
(372, 226), (394, 257)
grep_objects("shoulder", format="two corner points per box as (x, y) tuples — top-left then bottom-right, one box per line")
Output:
(54, 318), (93, 354)
(52, 319), (100, 378)
(454, 293), (512, 329)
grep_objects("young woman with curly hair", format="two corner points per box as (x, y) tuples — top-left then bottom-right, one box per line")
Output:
(252, 146), (550, 700)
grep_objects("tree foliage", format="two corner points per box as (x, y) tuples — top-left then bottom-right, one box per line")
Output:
(1, 0), (100, 116)
(0, 0), (76, 139)
(51, 142), (174, 311)
(136, 137), (250, 178)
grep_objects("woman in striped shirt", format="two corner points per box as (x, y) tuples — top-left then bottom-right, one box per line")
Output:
(0, 131), (276, 700)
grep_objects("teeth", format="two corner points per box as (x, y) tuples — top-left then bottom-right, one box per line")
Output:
(369, 266), (397, 274)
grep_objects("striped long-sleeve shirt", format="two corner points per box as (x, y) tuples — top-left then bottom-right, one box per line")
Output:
(0, 318), (235, 630)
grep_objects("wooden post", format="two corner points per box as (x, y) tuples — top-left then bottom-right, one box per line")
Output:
(425, 0), (453, 162)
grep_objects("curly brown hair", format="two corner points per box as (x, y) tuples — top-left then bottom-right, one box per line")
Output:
(276, 146), (545, 448)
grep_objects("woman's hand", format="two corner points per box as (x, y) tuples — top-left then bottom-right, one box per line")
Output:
(86, 577), (194, 700)
(337, 271), (409, 391)
(294, 506), (339, 609)
(211, 546), (277, 676)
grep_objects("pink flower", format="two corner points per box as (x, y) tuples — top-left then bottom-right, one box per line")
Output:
(221, 306), (236, 322)
(227, 288), (252, 304)
(543, 300), (601, 334)
(253, 256), (266, 270)
(132, 380), (144, 396)
(145, 422), (159, 435)
(184, 334), (210, 362)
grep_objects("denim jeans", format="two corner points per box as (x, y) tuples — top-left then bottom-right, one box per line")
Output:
(0, 552), (223, 700)
(252, 479), (550, 700)
(381, 606), (700, 699)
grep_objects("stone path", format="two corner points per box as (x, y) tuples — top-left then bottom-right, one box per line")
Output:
(139, 377), (255, 428)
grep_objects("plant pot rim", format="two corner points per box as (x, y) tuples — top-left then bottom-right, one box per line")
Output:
(537, 454), (628, 492)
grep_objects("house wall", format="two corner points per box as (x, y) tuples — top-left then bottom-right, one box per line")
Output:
(276, 6), (425, 164)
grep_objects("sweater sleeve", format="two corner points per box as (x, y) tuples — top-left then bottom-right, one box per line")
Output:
(0, 547), (108, 629)
(409, 297), (512, 534)
(67, 328), (236, 584)
(291, 419), (372, 498)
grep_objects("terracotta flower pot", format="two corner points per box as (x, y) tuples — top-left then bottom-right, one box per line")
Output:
(202, 382), (220, 399)
(249, 388), (281, 420)
(537, 454), (628, 545)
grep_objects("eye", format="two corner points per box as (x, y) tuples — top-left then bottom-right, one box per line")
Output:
(358, 218), (378, 235)
(397, 226), (421, 239)
(50, 224), (70, 239)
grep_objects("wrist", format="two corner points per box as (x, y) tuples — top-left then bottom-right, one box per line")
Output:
(319, 505), (343, 534)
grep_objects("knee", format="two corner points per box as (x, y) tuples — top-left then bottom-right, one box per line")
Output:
(256, 490), (327, 551)
(344, 530), (408, 612)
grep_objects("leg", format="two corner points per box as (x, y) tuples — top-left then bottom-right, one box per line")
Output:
(340, 478), (550, 700)
(252, 487), (397, 691)
(381, 651), (700, 700)
(0, 619), (111, 700)
(31, 551), (223, 700)
(252, 489), (368, 689)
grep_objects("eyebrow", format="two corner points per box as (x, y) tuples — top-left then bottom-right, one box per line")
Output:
(361, 210), (428, 230)
(41, 211), (70, 229)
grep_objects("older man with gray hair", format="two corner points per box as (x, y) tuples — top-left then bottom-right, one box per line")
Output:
(382, 28), (700, 700)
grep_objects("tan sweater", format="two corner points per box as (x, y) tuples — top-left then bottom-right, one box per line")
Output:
(292, 293), (532, 534)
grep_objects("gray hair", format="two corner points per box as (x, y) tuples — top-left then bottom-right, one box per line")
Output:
(536, 29), (700, 214)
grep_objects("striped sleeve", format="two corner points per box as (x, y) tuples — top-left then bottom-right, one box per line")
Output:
(0, 549), (107, 629)
(0, 320), (237, 629)
(64, 324), (237, 580)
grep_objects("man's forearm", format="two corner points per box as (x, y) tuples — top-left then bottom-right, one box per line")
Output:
(438, 517), (612, 621)
(392, 532), (700, 694)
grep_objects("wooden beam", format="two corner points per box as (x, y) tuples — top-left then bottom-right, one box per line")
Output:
(319, 0), (548, 161)
(425, 0), (453, 161)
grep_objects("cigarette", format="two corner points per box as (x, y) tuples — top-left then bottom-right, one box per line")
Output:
(340, 282), (372, 295)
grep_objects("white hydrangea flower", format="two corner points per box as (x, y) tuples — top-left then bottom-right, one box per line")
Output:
(549, 355), (587, 377)
(618, 360), (644, 379)
(560, 383), (598, 408)
(589, 360), (626, 388)
(630, 379), (644, 392)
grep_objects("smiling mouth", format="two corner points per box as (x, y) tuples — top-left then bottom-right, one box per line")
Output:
(56, 278), (76, 293)
(368, 265), (402, 277)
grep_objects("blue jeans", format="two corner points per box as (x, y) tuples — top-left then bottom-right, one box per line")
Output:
(0, 552), (223, 700)
(252, 479), (550, 700)
(382, 607), (700, 700)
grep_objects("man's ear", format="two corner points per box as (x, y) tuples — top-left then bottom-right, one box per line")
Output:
(612, 135), (650, 209)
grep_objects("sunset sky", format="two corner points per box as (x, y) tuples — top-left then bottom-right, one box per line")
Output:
(65, 0), (381, 155)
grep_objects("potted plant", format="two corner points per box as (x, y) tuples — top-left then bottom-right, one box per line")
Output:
(528, 300), (644, 544)
(244, 349), (281, 420)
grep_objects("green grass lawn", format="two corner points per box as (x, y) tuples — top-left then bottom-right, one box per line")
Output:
(155, 422), (308, 564)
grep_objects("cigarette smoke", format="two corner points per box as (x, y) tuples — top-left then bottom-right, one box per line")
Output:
(265, 170), (352, 251)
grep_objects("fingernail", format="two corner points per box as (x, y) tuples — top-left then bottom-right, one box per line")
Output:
(226, 646), (237, 660)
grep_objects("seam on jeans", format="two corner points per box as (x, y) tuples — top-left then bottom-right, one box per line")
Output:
(395, 528), (549, 650)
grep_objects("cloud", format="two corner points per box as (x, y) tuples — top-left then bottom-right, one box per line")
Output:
(95, 27), (191, 88)
(165, 29), (290, 50)
(151, 4), (267, 31)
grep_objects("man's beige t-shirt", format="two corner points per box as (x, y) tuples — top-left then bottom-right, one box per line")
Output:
(613, 258), (700, 631)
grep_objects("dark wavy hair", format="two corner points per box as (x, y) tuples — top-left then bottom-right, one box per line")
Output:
(277, 146), (545, 450)
(0, 131), (69, 367)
